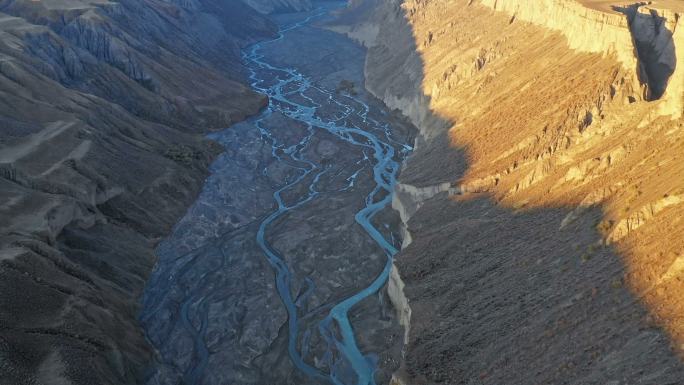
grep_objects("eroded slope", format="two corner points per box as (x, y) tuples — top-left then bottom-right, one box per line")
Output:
(333, 0), (684, 383)
(0, 0), (275, 383)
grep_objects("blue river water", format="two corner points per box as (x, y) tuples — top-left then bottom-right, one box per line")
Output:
(140, 5), (412, 385)
(245, 9), (411, 385)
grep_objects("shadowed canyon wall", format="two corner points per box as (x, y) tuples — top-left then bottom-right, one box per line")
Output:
(0, 0), (277, 383)
(332, 0), (684, 383)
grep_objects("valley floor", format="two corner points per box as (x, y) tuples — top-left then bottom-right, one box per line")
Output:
(140, 4), (415, 385)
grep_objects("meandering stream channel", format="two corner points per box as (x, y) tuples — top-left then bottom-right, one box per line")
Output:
(140, 4), (414, 385)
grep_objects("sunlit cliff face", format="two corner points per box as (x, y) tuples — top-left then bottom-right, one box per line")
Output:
(402, 0), (684, 353)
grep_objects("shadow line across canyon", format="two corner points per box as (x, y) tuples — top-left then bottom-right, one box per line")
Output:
(335, 0), (684, 383)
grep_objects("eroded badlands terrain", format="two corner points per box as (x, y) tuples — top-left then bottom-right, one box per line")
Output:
(334, 0), (684, 383)
(0, 0), (276, 383)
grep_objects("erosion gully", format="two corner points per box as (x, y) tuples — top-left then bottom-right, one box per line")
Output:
(140, 4), (414, 385)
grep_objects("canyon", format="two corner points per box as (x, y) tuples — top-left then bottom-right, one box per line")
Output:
(2, 0), (684, 384)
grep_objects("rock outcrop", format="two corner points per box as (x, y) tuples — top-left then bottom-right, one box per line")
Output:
(0, 0), (276, 383)
(333, 0), (684, 383)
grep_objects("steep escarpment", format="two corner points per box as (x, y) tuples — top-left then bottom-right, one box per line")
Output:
(0, 1), (275, 383)
(335, 0), (684, 383)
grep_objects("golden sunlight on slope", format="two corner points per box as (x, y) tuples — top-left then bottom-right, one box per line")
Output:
(403, 0), (684, 352)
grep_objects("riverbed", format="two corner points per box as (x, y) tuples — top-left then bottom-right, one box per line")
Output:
(140, 4), (415, 385)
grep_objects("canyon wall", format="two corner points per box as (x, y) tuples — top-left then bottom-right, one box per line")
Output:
(334, 0), (684, 383)
(479, 0), (684, 116)
(0, 0), (276, 383)
(480, 1), (639, 73)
